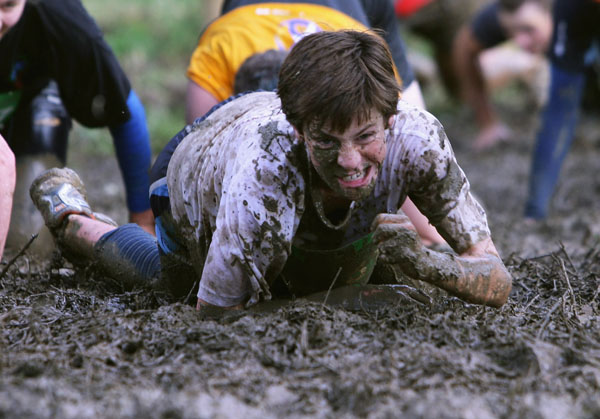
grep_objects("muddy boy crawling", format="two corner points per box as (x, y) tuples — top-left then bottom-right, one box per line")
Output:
(30, 30), (512, 310)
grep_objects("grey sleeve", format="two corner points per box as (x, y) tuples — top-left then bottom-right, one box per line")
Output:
(197, 144), (306, 307)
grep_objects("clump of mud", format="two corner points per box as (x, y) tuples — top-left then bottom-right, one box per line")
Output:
(1, 240), (599, 418)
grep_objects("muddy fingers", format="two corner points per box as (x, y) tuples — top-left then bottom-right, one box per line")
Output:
(374, 224), (512, 307)
(370, 211), (415, 232)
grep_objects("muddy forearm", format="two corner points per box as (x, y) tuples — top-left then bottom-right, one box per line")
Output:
(453, 27), (496, 129)
(399, 248), (512, 308)
(376, 226), (512, 308)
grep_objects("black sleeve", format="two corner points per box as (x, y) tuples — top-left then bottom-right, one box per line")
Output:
(221, 0), (234, 13)
(549, 0), (600, 72)
(38, 0), (131, 127)
(470, 3), (508, 49)
(359, 0), (415, 87)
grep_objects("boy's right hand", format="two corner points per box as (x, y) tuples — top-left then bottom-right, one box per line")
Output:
(196, 298), (244, 312)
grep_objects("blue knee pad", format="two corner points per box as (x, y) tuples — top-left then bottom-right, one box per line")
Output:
(94, 223), (161, 286)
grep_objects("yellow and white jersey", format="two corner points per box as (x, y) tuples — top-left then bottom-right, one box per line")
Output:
(187, 3), (370, 102)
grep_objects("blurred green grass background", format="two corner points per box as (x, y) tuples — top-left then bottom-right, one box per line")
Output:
(72, 0), (223, 156)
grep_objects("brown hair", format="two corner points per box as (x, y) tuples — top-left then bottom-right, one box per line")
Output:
(277, 30), (400, 135)
(498, 0), (551, 12)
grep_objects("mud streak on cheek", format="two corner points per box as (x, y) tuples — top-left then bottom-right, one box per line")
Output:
(310, 147), (338, 170)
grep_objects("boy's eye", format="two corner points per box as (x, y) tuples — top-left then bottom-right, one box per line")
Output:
(358, 132), (375, 142)
(311, 137), (336, 149)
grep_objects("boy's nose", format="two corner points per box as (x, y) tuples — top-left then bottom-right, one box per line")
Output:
(337, 143), (361, 169)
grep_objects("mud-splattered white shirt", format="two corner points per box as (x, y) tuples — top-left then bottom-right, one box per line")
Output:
(167, 92), (490, 307)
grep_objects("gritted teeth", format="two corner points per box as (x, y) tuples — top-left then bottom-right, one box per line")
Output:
(341, 169), (367, 182)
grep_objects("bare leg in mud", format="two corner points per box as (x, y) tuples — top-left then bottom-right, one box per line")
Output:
(59, 215), (116, 259)
(51, 214), (242, 313)
(372, 212), (512, 308)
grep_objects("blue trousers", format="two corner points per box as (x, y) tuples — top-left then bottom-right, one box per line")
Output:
(525, 65), (585, 219)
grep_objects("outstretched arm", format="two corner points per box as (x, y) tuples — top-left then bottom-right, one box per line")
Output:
(382, 105), (512, 306)
(400, 196), (445, 246)
(0, 135), (16, 259)
(373, 213), (512, 307)
(453, 25), (509, 150)
(109, 89), (154, 234)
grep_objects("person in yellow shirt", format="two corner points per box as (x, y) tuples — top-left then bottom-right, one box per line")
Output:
(185, 1), (426, 123)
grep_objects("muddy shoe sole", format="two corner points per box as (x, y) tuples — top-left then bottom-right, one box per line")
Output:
(29, 167), (95, 230)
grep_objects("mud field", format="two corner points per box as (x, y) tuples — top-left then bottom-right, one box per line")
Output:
(1, 98), (600, 418)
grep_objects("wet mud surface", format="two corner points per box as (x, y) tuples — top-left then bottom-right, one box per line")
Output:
(1, 105), (600, 418)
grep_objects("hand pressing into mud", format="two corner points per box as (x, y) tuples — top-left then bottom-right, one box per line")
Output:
(196, 297), (244, 318)
(371, 212), (427, 280)
(371, 212), (417, 233)
(371, 212), (512, 308)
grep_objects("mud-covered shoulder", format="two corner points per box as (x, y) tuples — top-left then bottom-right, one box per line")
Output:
(232, 124), (307, 224)
(167, 92), (287, 186)
(391, 100), (451, 150)
(166, 92), (294, 236)
(386, 100), (456, 189)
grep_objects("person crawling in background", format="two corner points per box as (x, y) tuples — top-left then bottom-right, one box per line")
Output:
(0, 0), (154, 255)
(29, 30), (513, 312)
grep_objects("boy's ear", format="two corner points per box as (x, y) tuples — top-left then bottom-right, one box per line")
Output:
(386, 115), (396, 130)
(293, 126), (304, 142)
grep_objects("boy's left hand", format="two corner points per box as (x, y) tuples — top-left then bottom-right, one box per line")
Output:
(370, 212), (415, 233)
(372, 212), (428, 274)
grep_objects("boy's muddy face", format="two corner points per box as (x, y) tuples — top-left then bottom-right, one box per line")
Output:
(300, 111), (391, 203)
(0, 0), (26, 40)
